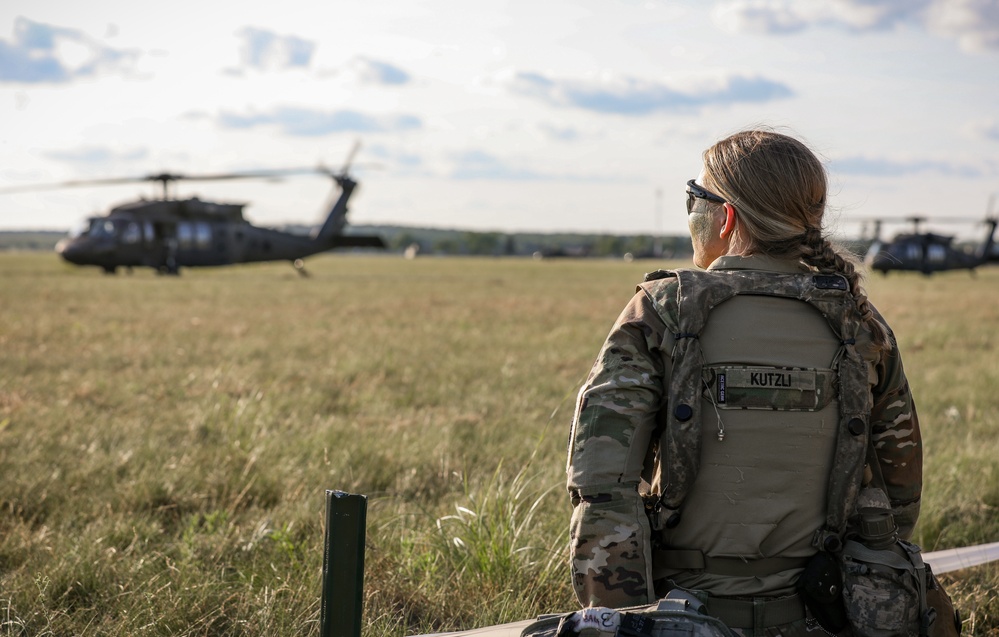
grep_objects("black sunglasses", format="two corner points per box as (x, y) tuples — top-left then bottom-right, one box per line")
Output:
(686, 179), (726, 214)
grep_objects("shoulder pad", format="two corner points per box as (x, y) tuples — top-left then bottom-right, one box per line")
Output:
(636, 275), (680, 335)
(643, 269), (677, 282)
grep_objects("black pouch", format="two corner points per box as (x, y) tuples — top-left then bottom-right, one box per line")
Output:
(797, 551), (848, 632)
(925, 564), (962, 637)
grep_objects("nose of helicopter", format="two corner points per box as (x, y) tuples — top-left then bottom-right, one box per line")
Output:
(55, 237), (85, 264)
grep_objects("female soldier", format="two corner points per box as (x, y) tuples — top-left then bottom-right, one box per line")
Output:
(566, 129), (922, 635)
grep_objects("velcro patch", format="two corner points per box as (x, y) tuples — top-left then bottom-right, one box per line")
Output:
(702, 366), (835, 411)
(813, 274), (849, 290)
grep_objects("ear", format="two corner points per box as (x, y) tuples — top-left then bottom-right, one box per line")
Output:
(719, 203), (738, 239)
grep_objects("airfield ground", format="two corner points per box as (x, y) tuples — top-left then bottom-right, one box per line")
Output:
(0, 252), (997, 636)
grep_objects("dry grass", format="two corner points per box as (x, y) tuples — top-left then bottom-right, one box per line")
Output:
(1, 253), (997, 636)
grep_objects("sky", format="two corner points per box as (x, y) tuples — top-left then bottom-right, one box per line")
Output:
(1, 0), (998, 241)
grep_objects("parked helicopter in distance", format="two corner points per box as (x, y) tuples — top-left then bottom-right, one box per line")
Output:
(0, 144), (385, 275)
(862, 210), (998, 276)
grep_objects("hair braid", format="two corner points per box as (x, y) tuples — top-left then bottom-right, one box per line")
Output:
(799, 230), (892, 353)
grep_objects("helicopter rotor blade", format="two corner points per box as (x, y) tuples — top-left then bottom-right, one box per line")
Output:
(0, 151), (378, 196)
(847, 215), (987, 226)
(0, 168), (335, 195)
(0, 176), (150, 194)
(166, 168), (327, 182)
(340, 140), (362, 176)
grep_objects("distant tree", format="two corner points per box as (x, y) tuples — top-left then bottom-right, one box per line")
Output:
(433, 238), (461, 255)
(463, 232), (502, 255)
(666, 235), (694, 257)
(592, 235), (625, 257)
(624, 234), (655, 257)
(504, 234), (516, 256)
(391, 232), (420, 252)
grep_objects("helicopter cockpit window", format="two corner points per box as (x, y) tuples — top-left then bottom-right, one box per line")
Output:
(143, 222), (155, 242)
(906, 244), (922, 261)
(177, 222), (194, 249)
(194, 222), (212, 249)
(122, 222), (141, 245)
(176, 222), (212, 250)
(89, 219), (118, 238)
(69, 219), (92, 238)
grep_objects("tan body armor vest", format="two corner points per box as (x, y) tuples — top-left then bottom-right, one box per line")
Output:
(639, 269), (879, 595)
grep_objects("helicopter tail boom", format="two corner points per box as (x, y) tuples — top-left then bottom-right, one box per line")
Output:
(311, 175), (385, 251)
(977, 218), (998, 263)
(328, 235), (386, 249)
(311, 176), (355, 241)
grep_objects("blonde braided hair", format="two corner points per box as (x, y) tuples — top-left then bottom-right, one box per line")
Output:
(702, 129), (891, 353)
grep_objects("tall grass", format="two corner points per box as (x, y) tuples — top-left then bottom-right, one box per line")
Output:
(0, 253), (997, 636)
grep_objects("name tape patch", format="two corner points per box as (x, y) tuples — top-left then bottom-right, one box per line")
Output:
(705, 366), (835, 411)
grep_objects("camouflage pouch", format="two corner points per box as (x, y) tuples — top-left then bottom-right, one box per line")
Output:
(840, 539), (923, 637)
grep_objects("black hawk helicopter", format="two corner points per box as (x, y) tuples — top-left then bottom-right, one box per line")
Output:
(0, 144), (385, 275)
(862, 208), (998, 275)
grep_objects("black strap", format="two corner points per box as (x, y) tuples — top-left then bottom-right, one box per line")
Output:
(706, 595), (806, 630)
(654, 548), (809, 577)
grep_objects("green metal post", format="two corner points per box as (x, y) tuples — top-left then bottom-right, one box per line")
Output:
(321, 490), (367, 637)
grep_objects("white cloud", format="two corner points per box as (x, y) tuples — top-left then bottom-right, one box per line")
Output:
(44, 146), (149, 165)
(216, 107), (422, 136)
(926, 0), (999, 52)
(827, 0), (931, 31)
(712, 1), (811, 34)
(500, 69), (792, 116)
(314, 56), (413, 86)
(538, 123), (580, 142)
(830, 155), (988, 178)
(234, 27), (315, 72)
(0, 17), (139, 83)
(446, 148), (632, 182)
(348, 56), (411, 85)
(964, 118), (999, 141)
(712, 0), (999, 51)
(449, 150), (547, 180)
(363, 144), (425, 175)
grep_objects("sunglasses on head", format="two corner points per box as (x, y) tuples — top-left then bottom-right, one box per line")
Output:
(686, 179), (726, 214)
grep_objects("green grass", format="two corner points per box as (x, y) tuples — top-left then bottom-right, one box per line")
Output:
(1, 253), (997, 636)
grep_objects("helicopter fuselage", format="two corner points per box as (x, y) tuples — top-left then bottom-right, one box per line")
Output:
(865, 233), (979, 274)
(58, 201), (324, 271)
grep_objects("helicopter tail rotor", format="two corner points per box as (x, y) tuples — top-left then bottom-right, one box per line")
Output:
(341, 140), (361, 176)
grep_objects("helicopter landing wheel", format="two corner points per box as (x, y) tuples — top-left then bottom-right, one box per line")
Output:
(293, 259), (310, 277)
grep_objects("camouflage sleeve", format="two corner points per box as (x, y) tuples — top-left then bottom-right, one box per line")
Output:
(567, 290), (670, 608)
(870, 320), (922, 540)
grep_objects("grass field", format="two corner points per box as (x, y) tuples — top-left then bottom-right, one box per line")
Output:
(1, 252), (997, 636)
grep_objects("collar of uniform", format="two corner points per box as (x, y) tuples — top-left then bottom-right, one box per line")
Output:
(706, 253), (811, 274)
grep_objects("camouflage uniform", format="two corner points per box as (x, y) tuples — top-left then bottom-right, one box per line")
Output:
(566, 255), (921, 628)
